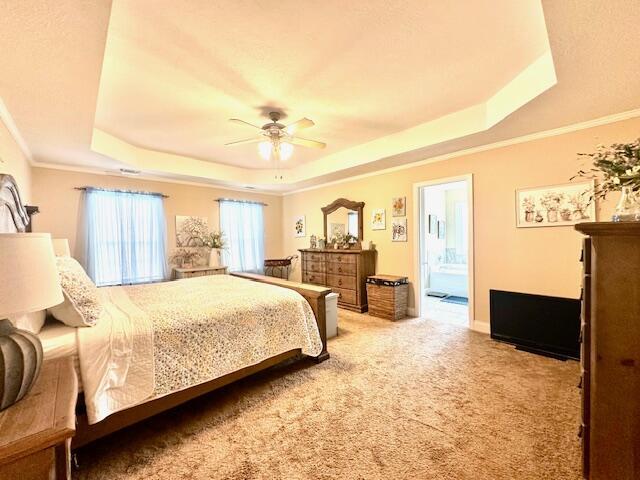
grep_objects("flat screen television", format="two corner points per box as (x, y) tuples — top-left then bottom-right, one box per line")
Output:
(490, 289), (580, 360)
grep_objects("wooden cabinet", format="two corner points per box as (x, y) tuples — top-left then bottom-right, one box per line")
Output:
(173, 266), (228, 279)
(0, 357), (77, 480)
(300, 249), (376, 312)
(575, 222), (640, 480)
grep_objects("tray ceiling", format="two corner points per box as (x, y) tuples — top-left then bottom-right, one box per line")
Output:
(1, 1), (640, 191)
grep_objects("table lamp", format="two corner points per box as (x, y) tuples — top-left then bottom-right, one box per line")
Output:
(0, 233), (64, 410)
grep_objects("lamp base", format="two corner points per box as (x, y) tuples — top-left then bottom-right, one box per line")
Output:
(0, 318), (43, 411)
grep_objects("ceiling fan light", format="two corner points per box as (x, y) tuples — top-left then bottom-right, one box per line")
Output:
(258, 141), (272, 160)
(280, 142), (294, 161)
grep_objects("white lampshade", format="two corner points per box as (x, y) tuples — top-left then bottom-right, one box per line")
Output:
(0, 233), (64, 318)
(51, 238), (71, 257)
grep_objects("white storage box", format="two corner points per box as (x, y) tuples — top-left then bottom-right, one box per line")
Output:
(325, 292), (339, 339)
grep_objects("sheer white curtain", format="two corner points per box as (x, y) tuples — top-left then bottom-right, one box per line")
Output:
(83, 188), (168, 286)
(219, 200), (265, 272)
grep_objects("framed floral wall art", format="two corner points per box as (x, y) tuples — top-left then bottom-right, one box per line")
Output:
(371, 209), (386, 230)
(392, 218), (407, 241)
(392, 197), (406, 216)
(176, 216), (209, 247)
(515, 181), (595, 228)
(294, 215), (306, 237)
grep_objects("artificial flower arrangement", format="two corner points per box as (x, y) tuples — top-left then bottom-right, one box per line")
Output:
(169, 248), (202, 268)
(574, 139), (640, 200)
(201, 231), (226, 250)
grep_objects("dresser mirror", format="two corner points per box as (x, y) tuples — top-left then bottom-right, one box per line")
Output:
(321, 198), (365, 248)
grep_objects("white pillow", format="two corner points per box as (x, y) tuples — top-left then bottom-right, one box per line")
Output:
(9, 310), (46, 334)
(48, 257), (103, 327)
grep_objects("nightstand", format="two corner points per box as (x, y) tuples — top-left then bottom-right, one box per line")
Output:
(173, 265), (229, 279)
(0, 357), (77, 480)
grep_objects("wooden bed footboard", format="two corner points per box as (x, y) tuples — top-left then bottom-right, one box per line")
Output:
(231, 272), (331, 362)
(73, 273), (331, 449)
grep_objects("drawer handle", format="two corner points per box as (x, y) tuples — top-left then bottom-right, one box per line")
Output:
(337, 256), (341, 261)
(338, 267), (342, 273)
(338, 279), (342, 286)
(310, 276), (315, 281)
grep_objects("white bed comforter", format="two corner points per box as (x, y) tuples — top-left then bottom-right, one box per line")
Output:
(77, 275), (322, 424)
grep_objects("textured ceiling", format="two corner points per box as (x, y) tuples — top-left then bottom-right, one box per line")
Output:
(95, 0), (549, 169)
(1, 0), (639, 192)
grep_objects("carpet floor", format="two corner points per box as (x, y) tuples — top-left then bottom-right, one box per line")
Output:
(75, 311), (581, 480)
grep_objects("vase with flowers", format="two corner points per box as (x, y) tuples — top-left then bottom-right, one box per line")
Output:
(201, 231), (226, 267)
(575, 139), (640, 221)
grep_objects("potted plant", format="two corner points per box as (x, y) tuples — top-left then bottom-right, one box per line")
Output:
(574, 139), (640, 221)
(201, 231), (226, 267)
(522, 196), (535, 222)
(169, 249), (202, 268)
(540, 192), (564, 222)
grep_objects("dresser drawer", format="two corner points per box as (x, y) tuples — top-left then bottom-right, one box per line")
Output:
(332, 287), (357, 305)
(302, 272), (326, 285)
(327, 273), (356, 290)
(325, 252), (356, 264)
(304, 260), (325, 273)
(302, 252), (325, 262)
(326, 262), (356, 276)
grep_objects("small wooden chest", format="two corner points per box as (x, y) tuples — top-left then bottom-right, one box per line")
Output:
(366, 275), (409, 320)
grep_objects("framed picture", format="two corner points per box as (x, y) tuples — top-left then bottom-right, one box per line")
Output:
(294, 215), (306, 237)
(392, 218), (407, 242)
(392, 197), (406, 216)
(371, 209), (386, 230)
(176, 216), (209, 247)
(516, 180), (596, 228)
(437, 221), (445, 239)
(330, 223), (345, 238)
(428, 214), (438, 234)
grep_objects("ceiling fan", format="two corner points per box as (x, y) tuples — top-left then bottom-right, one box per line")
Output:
(225, 111), (326, 161)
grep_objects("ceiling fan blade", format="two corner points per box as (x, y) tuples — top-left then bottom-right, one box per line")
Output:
(225, 137), (261, 146)
(229, 118), (262, 129)
(285, 118), (314, 135)
(290, 136), (326, 149)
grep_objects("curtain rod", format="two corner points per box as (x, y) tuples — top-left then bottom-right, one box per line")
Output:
(74, 186), (169, 198)
(216, 198), (267, 206)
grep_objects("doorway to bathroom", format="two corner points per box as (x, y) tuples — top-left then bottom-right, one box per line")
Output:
(414, 175), (473, 328)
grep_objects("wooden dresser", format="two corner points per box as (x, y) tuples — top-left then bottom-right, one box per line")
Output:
(299, 249), (376, 312)
(575, 222), (640, 480)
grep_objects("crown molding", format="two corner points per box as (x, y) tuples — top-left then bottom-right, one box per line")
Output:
(284, 107), (640, 195)
(0, 97), (33, 163)
(30, 161), (284, 196)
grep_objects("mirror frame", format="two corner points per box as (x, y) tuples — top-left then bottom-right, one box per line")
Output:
(321, 198), (365, 246)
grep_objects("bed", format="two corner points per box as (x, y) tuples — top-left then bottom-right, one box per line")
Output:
(0, 173), (331, 448)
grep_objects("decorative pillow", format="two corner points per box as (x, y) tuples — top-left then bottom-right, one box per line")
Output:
(48, 257), (103, 327)
(9, 310), (46, 334)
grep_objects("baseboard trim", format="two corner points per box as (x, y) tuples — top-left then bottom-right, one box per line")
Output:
(472, 321), (490, 334)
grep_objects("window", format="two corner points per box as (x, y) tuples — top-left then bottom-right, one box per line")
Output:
(83, 188), (168, 286)
(219, 200), (264, 272)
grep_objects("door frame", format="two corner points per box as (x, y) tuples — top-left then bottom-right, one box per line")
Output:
(412, 174), (475, 329)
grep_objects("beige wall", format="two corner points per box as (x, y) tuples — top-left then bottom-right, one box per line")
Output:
(0, 120), (31, 202)
(31, 168), (282, 261)
(282, 117), (639, 325)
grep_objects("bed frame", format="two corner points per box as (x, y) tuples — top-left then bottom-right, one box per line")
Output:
(0, 173), (331, 449)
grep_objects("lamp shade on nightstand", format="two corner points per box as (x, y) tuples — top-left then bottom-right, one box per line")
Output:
(0, 233), (64, 410)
